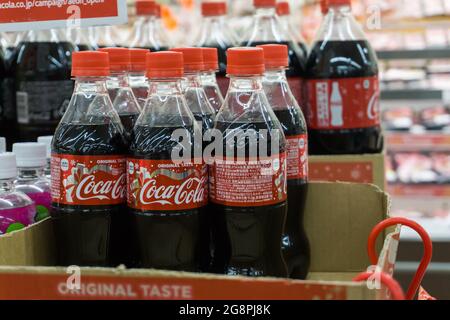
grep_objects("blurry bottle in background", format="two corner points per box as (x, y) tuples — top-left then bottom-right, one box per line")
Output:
(243, 0), (306, 105)
(13, 142), (51, 223)
(276, 1), (308, 61)
(0, 153), (36, 235)
(99, 48), (142, 140)
(129, 48), (150, 108)
(37, 135), (53, 179)
(12, 29), (75, 142)
(305, 0), (383, 155)
(65, 27), (93, 51)
(88, 26), (117, 49)
(200, 47), (224, 113)
(129, 0), (171, 51)
(195, 1), (236, 95)
(0, 137), (5, 153)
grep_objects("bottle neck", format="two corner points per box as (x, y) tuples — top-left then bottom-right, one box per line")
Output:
(255, 7), (277, 17)
(17, 167), (45, 180)
(184, 73), (202, 88)
(148, 79), (182, 97)
(0, 179), (15, 193)
(200, 71), (218, 85)
(317, 3), (364, 42)
(264, 69), (288, 83)
(108, 72), (131, 88)
(74, 77), (109, 94)
(246, 6), (285, 43)
(228, 75), (264, 92)
(25, 29), (60, 42)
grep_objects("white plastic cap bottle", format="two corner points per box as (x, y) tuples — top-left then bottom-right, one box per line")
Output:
(37, 136), (53, 160)
(12, 143), (47, 168)
(0, 153), (17, 179)
(0, 137), (5, 153)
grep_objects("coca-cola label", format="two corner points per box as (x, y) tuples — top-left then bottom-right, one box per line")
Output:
(306, 76), (380, 129)
(127, 159), (208, 211)
(209, 154), (287, 207)
(286, 134), (308, 181)
(51, 154), (126, 206)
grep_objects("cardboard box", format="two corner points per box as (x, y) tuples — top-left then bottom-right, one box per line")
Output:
(310, 153), (386, 191)
(0, 182), (397, 300)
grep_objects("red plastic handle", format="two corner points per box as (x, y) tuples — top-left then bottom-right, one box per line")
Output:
(367, 217), (433, 300)
(353, 271), (405, 300)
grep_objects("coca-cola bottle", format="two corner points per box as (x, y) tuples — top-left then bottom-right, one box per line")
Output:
(12, 29), (75, 141)
(129, 48), (150, 108)
(200, 47), (224, 113)
(99, 48), (142, 140)
(127, 51), (208, 271)
(51, 51), (127, 266)
(210, 47), (288, 277)
(65, 27), (93, 51)
(195, 1), (236, 95)
(258, 44), (310, 279)
(276, 1), (308, 60)
(129, 0), (171, 51)
(243, 0), (305, 104)
(305, 0), (383, 154)
(171, 47), (216, 133)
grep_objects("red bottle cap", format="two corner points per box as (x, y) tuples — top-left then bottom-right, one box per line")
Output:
(320, 0), (329, 14)
(257, 44), (288, 69)
(129, 48), (150, 72)
(227, 47), (265, 76)
(146, 51), (184, 79)
(135, 0), (157, 16)
(202, 47), (219, 71)
(253, 0), (276, 8)
(98, 47), (131, 72)
(201, 1), (227, 16)
(328, 0), (351, 7)
(276, 2), (290, 16)
(171, 47), (205, 73)
(72, 51), (110, 77)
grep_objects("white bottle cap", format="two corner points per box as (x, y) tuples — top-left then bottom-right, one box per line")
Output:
(0, 137), (5, 153)
(12, 142), (47, 168)
(0, 153), (17, 179)
(37, 136), (53, 159)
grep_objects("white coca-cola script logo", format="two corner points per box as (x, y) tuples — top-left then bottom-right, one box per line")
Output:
(139, 176), (206, 206)
(74, 173), (126, 201)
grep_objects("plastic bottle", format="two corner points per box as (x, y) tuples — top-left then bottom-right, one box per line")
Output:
(12, 29), (75, 141)
(13, 142), (51, 222)
(51, 51), (127, 266)
(0, 153), (36, 234)
(258, 44), (310, 279)
(129, 48), (151, 108)
(127, 51), (208, 271)
(305, 0), (383, 154)
(129, 0), (171, 51)
(37, 135), (53, 179)
(276, 1), (308, 60)
(195, 1), (236, 82)
(99, 48), (142, 140)
(199, 47), (224, 113)
(210, 47), (288, 277)
(171, 47), (216, 133)
(243, 0), (305, 104)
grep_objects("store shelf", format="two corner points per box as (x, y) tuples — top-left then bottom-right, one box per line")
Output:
(386, 132), (450, 151)
(388, 184), (450, 197)
(381, 89), (445, 101)
(377, 48), (450, 60)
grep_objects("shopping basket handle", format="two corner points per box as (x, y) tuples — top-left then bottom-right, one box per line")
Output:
(367, 217), (433, 300)
(353, 271), (405, 300)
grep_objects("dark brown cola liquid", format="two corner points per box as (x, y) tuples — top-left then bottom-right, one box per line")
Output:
(273, 109), (310, 279)
(210, 121), (288, 277)
(129, 123), (207, 271)
(13, 41), (75, 141)
(51, 123), (127, 267)
(305, 40), (383, 155)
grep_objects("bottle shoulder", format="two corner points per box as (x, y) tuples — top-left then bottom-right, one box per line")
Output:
(0, 191), (34, 209)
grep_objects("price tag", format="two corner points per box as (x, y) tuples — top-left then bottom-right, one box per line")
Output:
(0, 0), (128, 32)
